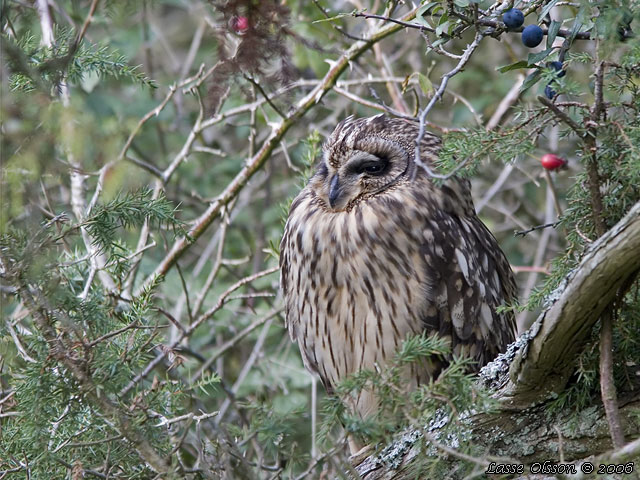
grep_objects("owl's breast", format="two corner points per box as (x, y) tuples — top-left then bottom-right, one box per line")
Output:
(281, 189), (428, 397)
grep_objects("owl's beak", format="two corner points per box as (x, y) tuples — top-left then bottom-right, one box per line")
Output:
(328, 174), (341, 209)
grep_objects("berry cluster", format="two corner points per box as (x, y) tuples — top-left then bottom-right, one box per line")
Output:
(502, 8), (573, 172)
(502, 8), (544, 47)
(502, 8), (566, 99)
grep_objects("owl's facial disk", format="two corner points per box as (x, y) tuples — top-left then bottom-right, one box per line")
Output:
(314, 145), (408, 211)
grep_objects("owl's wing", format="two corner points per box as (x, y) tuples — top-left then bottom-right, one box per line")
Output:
(419, 182), (517, 370)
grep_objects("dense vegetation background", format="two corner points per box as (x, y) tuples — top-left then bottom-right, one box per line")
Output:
(1, 0), (639, 478)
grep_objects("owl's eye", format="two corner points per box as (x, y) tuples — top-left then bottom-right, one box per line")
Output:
(354, 158), (388, 176)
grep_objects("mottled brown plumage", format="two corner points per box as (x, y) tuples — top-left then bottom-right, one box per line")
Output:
(280, 115), (516, 426)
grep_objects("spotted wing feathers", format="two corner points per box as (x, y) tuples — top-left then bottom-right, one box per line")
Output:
(419, 206), (516, 369)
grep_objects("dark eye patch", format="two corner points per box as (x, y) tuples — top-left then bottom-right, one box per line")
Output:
(353, 157), (389, 176)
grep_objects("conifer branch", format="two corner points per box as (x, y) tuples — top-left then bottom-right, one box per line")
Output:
(0, 254), (172, 475)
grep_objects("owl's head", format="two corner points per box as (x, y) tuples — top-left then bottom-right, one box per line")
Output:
(309, 115), (440, 212)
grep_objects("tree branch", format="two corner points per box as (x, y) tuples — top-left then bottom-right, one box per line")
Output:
(599, 309), (626, 448)
(502, 201), (640, 405)
(355, 398), (639, 479)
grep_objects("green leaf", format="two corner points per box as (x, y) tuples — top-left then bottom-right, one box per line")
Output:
(497, 60), (530, 73)
(312, 12), (350, 24)
(436, 21), (448, 36)
(546, 20), (562, 47)
(528, 47), (554, 65)
(417, 73), (434, 96)
(520, 69), (542, 93)
(435, 12), (450, 37)
(417, 1), (440, 17)
(569, 4), (588, 41)
(428, 3), (445, 16)
(539, 0), (560, 22)
(414, 13), (433, 29)
(429, 37), (448, 49)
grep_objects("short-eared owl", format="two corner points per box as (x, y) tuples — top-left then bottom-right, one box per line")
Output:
(280, 115), (516, 426)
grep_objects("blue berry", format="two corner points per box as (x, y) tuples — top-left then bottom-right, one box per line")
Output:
(544, 84), (556, 99)
(522, 25), (544, 47)
(503, 9), (524, 29)
(548, 61), (566, 77)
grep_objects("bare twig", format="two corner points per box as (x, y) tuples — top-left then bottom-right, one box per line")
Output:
(538, 96), (583, 135)
(121, 267), (279, 397)
(311, 0), (367, 41)
(486, 74), (525, 131)
(584, 60), (607, 238)
(215, 317), (275, 422)
(511, 265), (550, 274)
(154, 410), (218, 427)
(73, 0), (100, 48)
(190, 218), (229, 318)
(244, 74), (286, 119)
(599, 308), (625, 448)
(4, 318), (37, 363)
(162, 87), (205, 183)
(333, 86), (415, 122)
(136, 6), (421, 294)
(516, 173), (556, 329)
(413, 33), (483, 180)
(179, 18), (206, 80)
(353, 12), (434, 33)
(544, 169), (564, 217)
(514, 221), (559, 237)
(86, 320), (140, 348)
(476, 165), (514, 214)
(191, 307), (283, 384)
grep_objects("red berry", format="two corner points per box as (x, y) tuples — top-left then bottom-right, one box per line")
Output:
(232, 16), (250, 33)
(540, 153), (566, 171)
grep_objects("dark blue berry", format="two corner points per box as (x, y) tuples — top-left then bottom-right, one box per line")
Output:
(503, 9), (524, 29)
(545, 84), (556, 99)
(548, 61), (566, 78)
(522, 25), (544, 47)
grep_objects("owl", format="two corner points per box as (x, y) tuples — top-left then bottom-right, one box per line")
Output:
(279, 115), (516, 444)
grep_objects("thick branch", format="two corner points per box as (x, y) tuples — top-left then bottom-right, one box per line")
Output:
(502, 200), (640, 405)
(355, 399), (640, 479)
